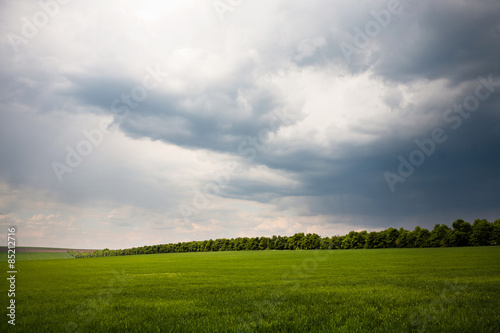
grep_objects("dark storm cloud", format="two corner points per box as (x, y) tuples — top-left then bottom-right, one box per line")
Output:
(372, 0), (500, 84)
(63, 72), (300, 153)
(273, 0), (500, 227)
(290, 0), (500, 85)
(217, 87), (500, 230)
(60, 75), (136, 112)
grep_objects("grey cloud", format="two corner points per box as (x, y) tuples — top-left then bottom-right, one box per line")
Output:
(64, 73), (298, 153)
(371, 1), (500, 83)
(216, 91), (500, 230)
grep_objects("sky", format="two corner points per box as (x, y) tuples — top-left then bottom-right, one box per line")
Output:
(0, 0), (499, 249)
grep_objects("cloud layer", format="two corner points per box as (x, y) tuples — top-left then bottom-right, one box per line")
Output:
(1, 0), (499, 248)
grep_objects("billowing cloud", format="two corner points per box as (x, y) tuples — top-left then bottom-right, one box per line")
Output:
(1, 0), (499, 248)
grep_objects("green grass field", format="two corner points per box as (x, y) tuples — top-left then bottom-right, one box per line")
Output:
(2, 247), (499, 332)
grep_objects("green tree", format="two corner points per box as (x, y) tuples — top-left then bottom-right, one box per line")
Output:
(288, 233), (305, 250)
(342, 231), (366, 249)
(470, 219), (493, 246)
(365, 232), (377, 249)
(302, 233), (321, 249)
(258, 237), (270, 250)
(320, 236), (331, 250)
(205, 239), (214, 251)
(246, 237), (259, 250)
(396, 228), (415, 248)
(450, 219), (472, 247)
(385, 227), (400, 248)
(330, 236), (342, 249)
(429, 224), (452, 247)
(413, 226), (430, 247)
(274, 236), (287, 250)
(492, 219), (500, 246)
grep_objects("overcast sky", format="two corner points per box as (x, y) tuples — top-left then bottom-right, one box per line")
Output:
(1, 0), (499, 249)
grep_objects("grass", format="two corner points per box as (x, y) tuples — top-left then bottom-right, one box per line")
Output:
(1, 247), (499, 332)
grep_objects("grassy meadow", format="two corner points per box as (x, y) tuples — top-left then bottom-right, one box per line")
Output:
(2, 247), (499, 332)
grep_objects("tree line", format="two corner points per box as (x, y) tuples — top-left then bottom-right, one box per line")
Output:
(68, 218), (500, 258)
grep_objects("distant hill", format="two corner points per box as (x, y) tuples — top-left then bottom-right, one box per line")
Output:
(0, 246), (99, 253)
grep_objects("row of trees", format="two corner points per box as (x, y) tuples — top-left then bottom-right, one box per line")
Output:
(68, 218), (500, 258)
